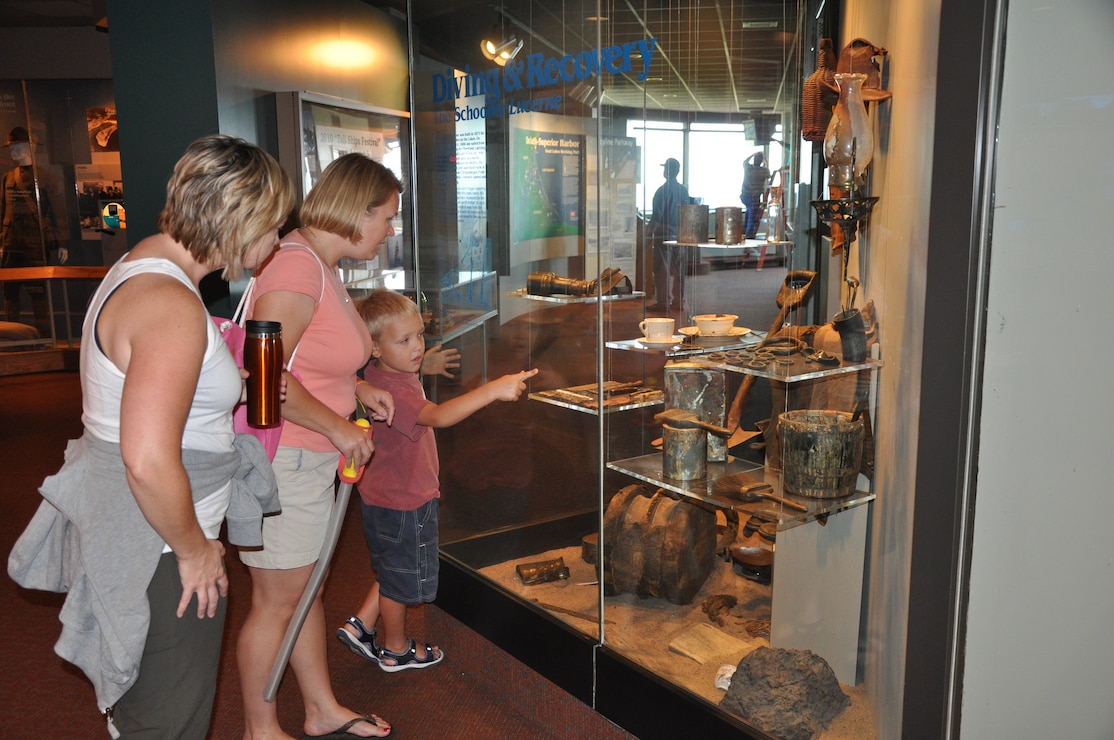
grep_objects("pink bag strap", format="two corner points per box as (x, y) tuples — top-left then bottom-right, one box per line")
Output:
(239, 242), (328, 372)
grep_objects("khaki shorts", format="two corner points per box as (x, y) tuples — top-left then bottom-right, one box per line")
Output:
(239, 446), (337, 570)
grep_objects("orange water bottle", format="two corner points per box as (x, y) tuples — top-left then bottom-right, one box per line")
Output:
(244, 320), (283, 427)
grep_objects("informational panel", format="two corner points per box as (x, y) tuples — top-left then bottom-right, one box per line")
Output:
(510, 126), (583, 265)
(586, 136), (640, 280)
(454, 91), (491, 278)
(277, 92), (411, 278)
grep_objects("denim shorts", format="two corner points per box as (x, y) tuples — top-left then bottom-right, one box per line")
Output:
(360, 498), (439, 605)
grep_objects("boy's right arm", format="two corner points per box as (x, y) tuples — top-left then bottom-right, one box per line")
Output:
(417, 368), (538, 428)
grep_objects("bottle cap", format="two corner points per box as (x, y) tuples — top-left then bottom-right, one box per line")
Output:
(246, 320), (282, 334)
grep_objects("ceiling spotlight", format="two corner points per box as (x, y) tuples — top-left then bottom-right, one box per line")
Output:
(481, 31), (522, 63)
(480, 35), (500, 60)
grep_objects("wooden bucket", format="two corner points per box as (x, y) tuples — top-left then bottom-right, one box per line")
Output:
(602, 484), (717, 605)
(777, 409), (865, 498)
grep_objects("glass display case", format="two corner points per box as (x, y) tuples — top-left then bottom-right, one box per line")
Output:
(404, 0), (881, 736)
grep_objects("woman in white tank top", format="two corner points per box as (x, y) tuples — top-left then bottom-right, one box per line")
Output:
(13, 135), (293, 738)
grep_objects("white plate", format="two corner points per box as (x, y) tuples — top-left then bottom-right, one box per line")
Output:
(678, 326), (751, 338)
(637, 334), (685, 346)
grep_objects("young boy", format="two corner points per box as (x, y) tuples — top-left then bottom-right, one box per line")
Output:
(337, 288), (537, 671)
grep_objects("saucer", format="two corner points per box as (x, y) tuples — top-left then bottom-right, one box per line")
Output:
(679, 326), (751, 339)
(637, 334), (685, 347)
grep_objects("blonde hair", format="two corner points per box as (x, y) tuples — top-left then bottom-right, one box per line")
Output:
(157, 135), (293, 281)
(299, 153), (403, 242)
(357, 288), (421, 339)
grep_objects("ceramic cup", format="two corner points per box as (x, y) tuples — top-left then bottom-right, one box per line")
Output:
(639, 317), (675, 341)
(692, 313), (738, 335)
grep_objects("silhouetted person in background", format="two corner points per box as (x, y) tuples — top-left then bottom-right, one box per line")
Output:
(647, 157), (692, 310)
(1, 126), (65, 337)
(740, 152), (770, 240)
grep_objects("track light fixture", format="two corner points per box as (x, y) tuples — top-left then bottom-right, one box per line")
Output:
(481, 33), (522, 66)
(494, 36), (523, 66)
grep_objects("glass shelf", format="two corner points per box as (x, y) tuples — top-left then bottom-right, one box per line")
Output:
(428, 309), (497, 344)
(710, 354), (882, 382)
(607, 452), (875, 532)
(506, 288), (646, 304)
(606, 331), (766, 357)
(530, 385), (664, 415)
(664, 239), (793, 249)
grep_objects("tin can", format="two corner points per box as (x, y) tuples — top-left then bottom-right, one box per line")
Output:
(677, 204), (709, 244)
(715, 207), (744, 244)
(244, 320), (283, 427)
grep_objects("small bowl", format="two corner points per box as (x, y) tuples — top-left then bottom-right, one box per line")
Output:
(692, 313), (738, 336)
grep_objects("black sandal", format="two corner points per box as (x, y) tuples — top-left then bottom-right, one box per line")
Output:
(335, 616), (380, 664)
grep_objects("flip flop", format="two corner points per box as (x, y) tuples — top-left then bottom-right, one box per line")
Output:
(303, 714), (391, 739)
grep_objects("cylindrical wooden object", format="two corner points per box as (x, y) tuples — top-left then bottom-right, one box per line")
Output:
(778, 410), (865, 497)
(602, 485), (717, 605)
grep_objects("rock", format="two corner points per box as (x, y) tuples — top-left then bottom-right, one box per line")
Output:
(720, 646), (849, 740)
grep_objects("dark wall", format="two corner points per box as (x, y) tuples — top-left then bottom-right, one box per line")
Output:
(0, 28), (112, 79)
(106, 0), (409, 245)
(106, 0), (220, 242)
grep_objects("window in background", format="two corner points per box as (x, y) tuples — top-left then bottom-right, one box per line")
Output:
(688, 122), (758, 209)
(626, 120), (683, 216)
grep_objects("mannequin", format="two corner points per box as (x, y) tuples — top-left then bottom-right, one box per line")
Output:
(0, 126), (64, 337)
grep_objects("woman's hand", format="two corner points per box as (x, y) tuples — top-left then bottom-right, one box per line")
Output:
(175, 538), (229, 618)
(331, 417), (376, 471)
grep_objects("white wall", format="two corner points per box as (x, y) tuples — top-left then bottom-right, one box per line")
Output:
(835, 0), (941, 736)
(962, 0), (1114, 736)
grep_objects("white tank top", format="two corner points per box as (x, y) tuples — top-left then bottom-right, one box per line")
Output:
(80, 258), (242, 544)
(81, 257), (241, 450)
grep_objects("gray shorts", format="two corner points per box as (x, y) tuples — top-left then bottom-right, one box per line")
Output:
(239, 446), (337, 570)
(360, 498), (439, 605)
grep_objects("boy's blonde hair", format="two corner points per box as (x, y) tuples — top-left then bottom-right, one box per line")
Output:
(300, 153), (403, 242)
(357, 288), (421, 339)
(157, 135), (293, 281)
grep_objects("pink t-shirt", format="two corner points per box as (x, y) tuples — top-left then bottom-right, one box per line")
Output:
(248, 235), (373, 453)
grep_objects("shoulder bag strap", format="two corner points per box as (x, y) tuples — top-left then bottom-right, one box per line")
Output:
(276, 241), (329, 372)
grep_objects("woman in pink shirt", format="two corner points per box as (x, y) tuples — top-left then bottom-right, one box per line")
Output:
(237, 154), (400, 739)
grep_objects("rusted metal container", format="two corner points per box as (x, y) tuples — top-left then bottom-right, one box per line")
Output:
(664, 361), (727, 462)
(677, 203), (709, 244)
(715, 206), (744, 244)
(662, 424), (706, 481)
(602, 484), (717, 605)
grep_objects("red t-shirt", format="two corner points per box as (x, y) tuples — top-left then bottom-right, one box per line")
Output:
(357, 361), (438, 511)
